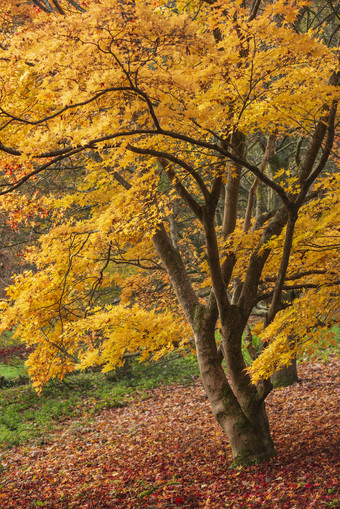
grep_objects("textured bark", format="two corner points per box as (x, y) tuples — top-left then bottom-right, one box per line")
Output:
(222, 131), (246, 239)
(152, 224), (199, 328)
(266, 214), (297, 325)
(194, 307), (275, 465)
(239, 207), (288, 316)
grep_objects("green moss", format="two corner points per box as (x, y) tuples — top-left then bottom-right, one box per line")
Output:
(218, 383), (237, 407)
(272, 373), (298, 388)
(231, 447), (276, 467)
(192, 304), (205, 333)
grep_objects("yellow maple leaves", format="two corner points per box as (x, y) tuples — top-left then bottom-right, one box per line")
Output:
(0, 0), (336, 160)
(71, 304), (190, 371)
(248, 174), (340, 381)
(0, 0), (338, 391)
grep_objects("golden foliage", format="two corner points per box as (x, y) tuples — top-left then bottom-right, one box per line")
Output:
(0, 0), (338, 389)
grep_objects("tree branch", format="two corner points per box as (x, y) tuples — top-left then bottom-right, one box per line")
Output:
(243, 135), (275, 232)
(152, 224), (200, 329)
(158, 159), (204, 221)
(265, 213), (297, 325)
(127, 145), (210, 201)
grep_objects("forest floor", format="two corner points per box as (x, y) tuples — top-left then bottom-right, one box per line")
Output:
(0, 357), (339, 508)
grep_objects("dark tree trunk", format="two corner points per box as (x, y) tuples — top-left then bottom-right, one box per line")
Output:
(195, 327), (275, 465)
(152, 226), (276, 465)
(271, 357), (299, 387)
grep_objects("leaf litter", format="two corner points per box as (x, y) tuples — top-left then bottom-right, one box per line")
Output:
(0, 357), (339, 508)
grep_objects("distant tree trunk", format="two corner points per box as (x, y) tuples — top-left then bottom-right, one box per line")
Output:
(271, 357), (299, 387)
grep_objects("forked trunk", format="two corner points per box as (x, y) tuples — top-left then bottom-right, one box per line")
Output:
(214, 399), (275, 466)
(195, 320), (275, 465)
(153, 227), (275, 465)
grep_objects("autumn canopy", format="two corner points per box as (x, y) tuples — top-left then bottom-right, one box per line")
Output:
(0, 0), (338, 464)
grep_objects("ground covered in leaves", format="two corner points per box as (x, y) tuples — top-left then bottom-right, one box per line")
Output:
(0, 357), (339, 508)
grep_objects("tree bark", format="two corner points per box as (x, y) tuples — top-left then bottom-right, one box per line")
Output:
(194, 305), (275, 465)
(222, 131), (245, 238)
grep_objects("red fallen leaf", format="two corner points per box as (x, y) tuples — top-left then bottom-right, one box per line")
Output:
(174, 496), (184, 505)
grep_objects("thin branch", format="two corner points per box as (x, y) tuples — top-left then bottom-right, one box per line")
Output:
(0, 87), (137, 126)
(302, 99), (338, 191)
(265, 214), (297, 325)
(40, 329), (77, 362)
(51, 0), (66, 15)
(261, 269), (329, 284)
(158, 158), (203, 221)
(64, 0), (86, 12)
(0, 147), (86, 194)
(87, 241), (112, 310)
(31, 0), (51, 13)
(243, 135), (275, 232)
(257, 281), (340, 303)
(0, 125), (289, 207)
(128, 145), (210, 201)
(248, 0), (263, 22)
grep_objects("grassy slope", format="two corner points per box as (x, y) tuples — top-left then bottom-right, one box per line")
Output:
(0, 354), (199, 449)
(0, 364), (25, 379)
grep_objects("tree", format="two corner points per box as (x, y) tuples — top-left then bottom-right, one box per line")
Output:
(0, 0), (338, 465)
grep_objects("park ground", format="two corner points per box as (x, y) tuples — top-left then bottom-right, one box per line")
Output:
(0, 355), (339, 508)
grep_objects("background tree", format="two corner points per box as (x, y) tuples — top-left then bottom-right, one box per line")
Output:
(0, 0), (338, 465)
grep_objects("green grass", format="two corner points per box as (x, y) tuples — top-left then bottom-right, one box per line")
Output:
(0, 353), (199, 449)
(0, 363), (27, 379)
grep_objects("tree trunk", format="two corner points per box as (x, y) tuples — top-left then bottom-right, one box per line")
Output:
(271, 357), (299, 387)
(194, 307), (275, 465)
(153, 226), (275, 465)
